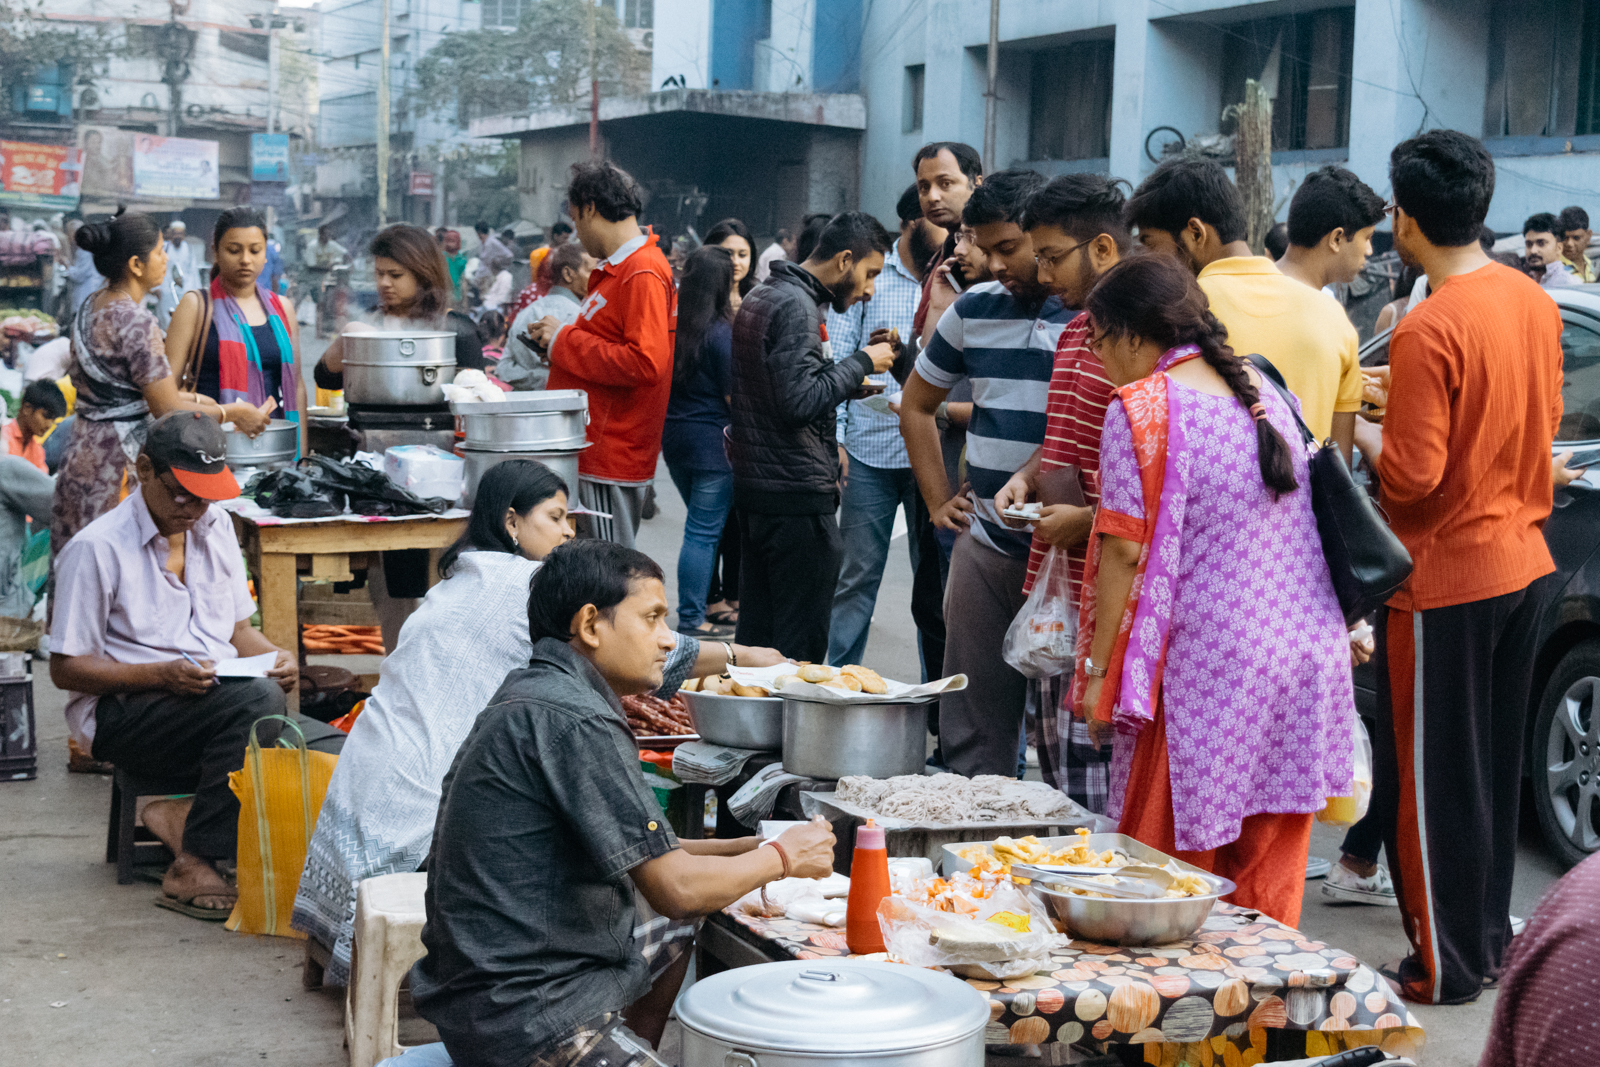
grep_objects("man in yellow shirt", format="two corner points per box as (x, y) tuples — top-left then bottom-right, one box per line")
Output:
(1125, 158), (1364, 464)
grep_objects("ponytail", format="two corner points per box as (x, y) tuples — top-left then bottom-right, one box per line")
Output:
(1191, 310), (1299, 498)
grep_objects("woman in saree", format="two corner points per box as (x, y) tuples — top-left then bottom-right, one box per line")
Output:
(293, 459), (787, 987)
(1073, 255), (1352, 926)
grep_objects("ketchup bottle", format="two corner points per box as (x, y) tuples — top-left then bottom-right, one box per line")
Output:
(845, 819), (890, 955)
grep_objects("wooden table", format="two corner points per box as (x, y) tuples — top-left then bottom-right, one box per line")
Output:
(231, 510), (468, 709)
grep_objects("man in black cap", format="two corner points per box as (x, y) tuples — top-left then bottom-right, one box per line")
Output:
(51, 412), (297, 919)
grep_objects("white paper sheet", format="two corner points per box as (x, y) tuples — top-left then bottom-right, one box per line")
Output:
(215, 651), (278, 678)
(725, 663), (967, 705)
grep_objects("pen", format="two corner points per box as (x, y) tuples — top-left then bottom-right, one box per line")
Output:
(180, 651), (217, 684)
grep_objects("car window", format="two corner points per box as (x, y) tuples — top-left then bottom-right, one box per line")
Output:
(1558, 317), (1600, 442)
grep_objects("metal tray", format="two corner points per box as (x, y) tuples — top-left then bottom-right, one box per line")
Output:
(633, 733), (698, 749)
(945, 833), (1235, 946)
(682, 690), (783, 750)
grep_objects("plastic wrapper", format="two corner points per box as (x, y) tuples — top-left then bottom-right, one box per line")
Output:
(878, 875), (1065, 974)
(1001, 547), (1077, 679)
(1318, 715), (1373, 827)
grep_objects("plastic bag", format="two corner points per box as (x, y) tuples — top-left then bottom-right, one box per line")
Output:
(251, 465), (345, 518)
(304, 455), (452, 516)
(877, 876), (1064, 974)
(1318, 715), (1373, 827)
(1001, 546), (1077, 679)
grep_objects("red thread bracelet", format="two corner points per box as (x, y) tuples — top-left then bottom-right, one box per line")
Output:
(766, 839), (792, 879)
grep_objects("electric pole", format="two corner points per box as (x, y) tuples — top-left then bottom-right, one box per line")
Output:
(587, 0), (599, 156)
(377, 0), (391, 225)
(155, 5), (194, 138)
(982, 0), (999, 173)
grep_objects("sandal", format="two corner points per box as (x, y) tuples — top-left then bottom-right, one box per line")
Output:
(154, 893), (236, 922)
(705, 607), (739, 627)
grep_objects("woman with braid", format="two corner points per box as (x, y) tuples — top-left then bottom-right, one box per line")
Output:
(1072, 255), (1352, 926)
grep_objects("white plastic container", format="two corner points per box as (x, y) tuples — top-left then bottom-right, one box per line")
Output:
(382, 444), (465, 504)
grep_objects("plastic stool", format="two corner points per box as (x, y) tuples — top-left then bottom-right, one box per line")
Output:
(346, 872), (430, 1067)
(106, 767), (199, 884)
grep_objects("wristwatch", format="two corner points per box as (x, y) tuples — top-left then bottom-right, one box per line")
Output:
(1083, 656), (1108, 678)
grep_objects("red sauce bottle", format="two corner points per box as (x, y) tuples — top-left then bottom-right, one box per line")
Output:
(845, 819), (890, 955)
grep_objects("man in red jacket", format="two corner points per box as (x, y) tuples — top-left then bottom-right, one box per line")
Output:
(526, 162), (677, 548)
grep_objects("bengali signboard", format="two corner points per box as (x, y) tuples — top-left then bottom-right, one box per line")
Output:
(0, 141), (81, 210)
(78, 126), (219, 201)
(408, 171), (434, 196)
(250, 133), (289, 183)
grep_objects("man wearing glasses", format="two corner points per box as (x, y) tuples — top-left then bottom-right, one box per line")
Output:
(51, 412), (296, 920)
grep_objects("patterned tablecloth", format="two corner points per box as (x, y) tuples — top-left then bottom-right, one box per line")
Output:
(720, 903), (1427, 1064)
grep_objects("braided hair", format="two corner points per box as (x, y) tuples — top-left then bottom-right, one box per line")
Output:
(1085, 255), (1298, 498)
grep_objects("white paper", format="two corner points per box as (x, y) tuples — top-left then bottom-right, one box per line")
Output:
(725, 663), (968, 705)
(215, 651), (278, 678)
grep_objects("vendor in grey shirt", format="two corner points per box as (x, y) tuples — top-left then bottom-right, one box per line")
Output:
(411, 541), (835, 1067)
(500, 242), (597, 390)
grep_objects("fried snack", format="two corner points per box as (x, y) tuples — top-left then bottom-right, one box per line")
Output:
(731, 683), (770, 698)
(822, 674), (863, 692)
(840, 664), (888, 694)
(681, 676), (701, 692)
(774, 673), (802, 690)
(798, 663), (836, 683)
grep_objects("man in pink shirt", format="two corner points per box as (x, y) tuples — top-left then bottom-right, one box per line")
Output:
(50, 413), (297, 919)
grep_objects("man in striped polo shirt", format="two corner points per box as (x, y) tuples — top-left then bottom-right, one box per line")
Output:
(994, 174), (1129, 809)
(901, 169), (1075, 779)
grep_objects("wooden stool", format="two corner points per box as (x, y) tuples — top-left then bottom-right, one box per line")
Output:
(346, 872), (429, 1067)
(105, 767), (198, 884)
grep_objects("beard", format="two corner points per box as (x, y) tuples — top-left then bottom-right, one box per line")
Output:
(908, 222), (943, 277)
(828, 276), (858, 313)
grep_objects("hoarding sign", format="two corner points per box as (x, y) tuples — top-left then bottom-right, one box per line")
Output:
(409, 171), (434, 196)
(251, 133), (290, 182)
(0, 141), (81, 210)
(78, 126), (219, 201)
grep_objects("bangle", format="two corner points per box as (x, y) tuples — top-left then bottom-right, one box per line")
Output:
(721, 640), (737, 669)
(765, 839), (791, 879)
(1083, 656), (1108, 678)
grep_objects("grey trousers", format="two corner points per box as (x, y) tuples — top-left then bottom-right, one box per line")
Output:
(576, 478), (648, 549)
(938, 531), (1030, 778)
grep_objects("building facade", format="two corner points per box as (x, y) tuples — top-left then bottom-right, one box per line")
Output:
(860, 0), (1600, 234)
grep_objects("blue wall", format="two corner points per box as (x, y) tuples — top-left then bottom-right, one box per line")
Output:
(709, 0), (770, 90)
(812, 0), (862, 93)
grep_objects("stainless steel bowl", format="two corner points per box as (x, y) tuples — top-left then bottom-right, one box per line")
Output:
(1005, 833), (1235, 945)
(459, 446), (588, 508)
(682, 691), (783, 750)
(452, 389), (588, 451)
(226, 418), (298, 469)
(781, 698), (928, 779)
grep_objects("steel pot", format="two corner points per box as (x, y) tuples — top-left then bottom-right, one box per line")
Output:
(226, 418), (298, 469)
(459, 445), (588, 508)
(340, 330), (457, 406)
(452, 389), (588, 451)
(782, 698), (927, 780)
(677, 960), (987, 1067)
(683, 691), (783, 750)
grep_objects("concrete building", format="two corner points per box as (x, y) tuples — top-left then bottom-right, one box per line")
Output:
(859, 0), (1600, 235)
(475, 0), (865, 238)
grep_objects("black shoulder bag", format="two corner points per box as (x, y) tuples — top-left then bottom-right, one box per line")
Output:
(1246, 353), (1412, 623)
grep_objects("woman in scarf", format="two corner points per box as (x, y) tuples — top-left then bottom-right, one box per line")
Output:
(293, 459), (788, 988)
(51, 211), (269, 556)
(1073, 255), (1351, 926)
(165, 207), (305, 439)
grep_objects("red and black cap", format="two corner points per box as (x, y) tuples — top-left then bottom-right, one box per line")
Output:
(144, 412), (240, 501)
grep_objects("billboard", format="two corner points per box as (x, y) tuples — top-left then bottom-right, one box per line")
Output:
(78, 126), (219, 201)
(0, 141), (81, 210)
(250, 133), (289, 182)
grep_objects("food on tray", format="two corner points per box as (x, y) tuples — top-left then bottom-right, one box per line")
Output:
(622, 693), (694, 737)
(775, 672), (801, 690)
(822, 673), (862, 692)
(683, 674), (772, 697)
(958, 830), (1214, 900)
(773, 663), (889, 694)
(731, 683), (768, 698)
(840, 664), (888, 694)
(798, 664), (835, 683)
(835, 773), (1076, 823)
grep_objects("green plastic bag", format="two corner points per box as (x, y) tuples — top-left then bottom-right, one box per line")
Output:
(19, 527), (48, 599)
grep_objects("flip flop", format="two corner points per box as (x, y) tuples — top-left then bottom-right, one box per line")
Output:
(705, 608), (739, 627)
(154, 893), (236, 922)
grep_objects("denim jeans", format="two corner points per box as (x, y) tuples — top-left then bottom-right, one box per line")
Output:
(664, 461), (734, 629)
(827, 456), (920, 666)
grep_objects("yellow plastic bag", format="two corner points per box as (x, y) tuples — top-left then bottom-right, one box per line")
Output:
(226, 715), (337, 938)
(1318, 716), (1373, 828)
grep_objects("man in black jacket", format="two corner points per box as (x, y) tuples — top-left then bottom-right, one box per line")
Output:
(730, 212), (896, 661)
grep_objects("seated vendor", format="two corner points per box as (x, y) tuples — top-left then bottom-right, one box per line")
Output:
(50, 412), (297, 919)
(6, 378), (66, 473)
(410, 540), (835, 1066)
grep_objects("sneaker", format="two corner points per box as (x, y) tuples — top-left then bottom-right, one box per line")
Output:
(1511, 914), (1526, 936)
(1321, 860), (1400, 906)
(1305, 856), (1332, 879)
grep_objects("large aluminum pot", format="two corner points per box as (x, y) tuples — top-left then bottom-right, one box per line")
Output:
(459, 446), (587, 509)
(678, 960), (987, 1067)
(340, 330), (457, 406)
(782, 697), (927, 780)
(452, 389), (588, 451)
(683, 691), (783, 750)
(226, 419), (298, 469)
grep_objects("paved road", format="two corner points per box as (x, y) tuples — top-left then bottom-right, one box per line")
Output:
(0, 460), (1568, 1065)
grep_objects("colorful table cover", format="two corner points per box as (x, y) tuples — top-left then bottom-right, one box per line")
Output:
(719, 902), (1426, 1064)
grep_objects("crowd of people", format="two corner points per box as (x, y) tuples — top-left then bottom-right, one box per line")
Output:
(15, 124), (1600, 1067)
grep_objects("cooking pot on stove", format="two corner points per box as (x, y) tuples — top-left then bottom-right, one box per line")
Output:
(676, 959), (987, 1066)
(340, 331), (457, 406)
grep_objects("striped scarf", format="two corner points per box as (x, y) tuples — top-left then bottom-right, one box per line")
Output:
(209, 276), (297, 413)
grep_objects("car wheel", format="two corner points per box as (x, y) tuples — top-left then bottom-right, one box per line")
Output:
(1531, 642), (1600, 869)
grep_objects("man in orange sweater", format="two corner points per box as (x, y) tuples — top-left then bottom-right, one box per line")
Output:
(1354, 130), (1563, 1006)
(526, 162), (676, 548)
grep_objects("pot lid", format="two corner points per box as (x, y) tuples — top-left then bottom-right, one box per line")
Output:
(676, 960), (987, 1054)
(339, 330), (455, 339)
(450, 389), (588, 416)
